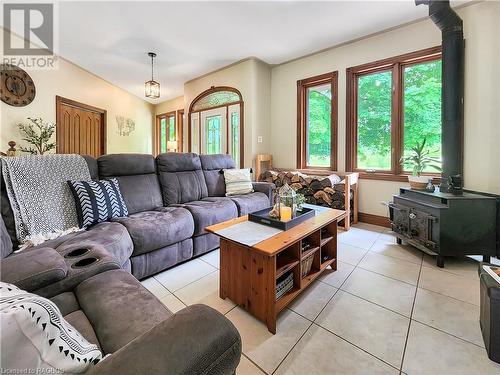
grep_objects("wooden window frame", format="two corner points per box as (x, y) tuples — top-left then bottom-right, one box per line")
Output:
(153, 110), (177, 156)
(346, 46), (442, 182)
(297, 71), (338, 171)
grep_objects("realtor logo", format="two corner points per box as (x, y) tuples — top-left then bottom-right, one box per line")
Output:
(3, 3), (57, 68)
(3, 3), (53, 55)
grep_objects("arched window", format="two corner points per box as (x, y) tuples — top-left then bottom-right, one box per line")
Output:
(188, 86), (243, 167)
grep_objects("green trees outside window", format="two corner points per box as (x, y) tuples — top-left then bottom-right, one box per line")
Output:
(231, 112), (240, 167)
(403, 60), (442, 172)
(347, 47), (442, 177)
(357, 71), (392, 170)
(306, 84), (332, 167)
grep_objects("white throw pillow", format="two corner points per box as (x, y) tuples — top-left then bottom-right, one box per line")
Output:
(0, 282), (103, 373)
(224, 168), (254, 196)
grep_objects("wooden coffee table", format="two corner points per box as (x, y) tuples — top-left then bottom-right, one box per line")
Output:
(206, 207), (345, 333)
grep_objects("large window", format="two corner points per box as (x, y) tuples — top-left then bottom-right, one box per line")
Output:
(297, 72), (338, 170)
(346, 47), (442, 180)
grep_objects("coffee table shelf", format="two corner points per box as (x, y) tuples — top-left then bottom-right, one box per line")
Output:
(207, 207), (345, 334)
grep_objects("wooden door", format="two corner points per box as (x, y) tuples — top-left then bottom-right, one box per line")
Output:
(56, 96), (106, 157)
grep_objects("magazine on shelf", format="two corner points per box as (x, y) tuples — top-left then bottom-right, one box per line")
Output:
(482, 265), (500, 284)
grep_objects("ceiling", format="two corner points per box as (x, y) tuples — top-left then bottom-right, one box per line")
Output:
(4, 1), (469, 103)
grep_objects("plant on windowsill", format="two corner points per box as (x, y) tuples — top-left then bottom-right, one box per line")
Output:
(399, 138), (441, 190)
(17, 117), (56, 155)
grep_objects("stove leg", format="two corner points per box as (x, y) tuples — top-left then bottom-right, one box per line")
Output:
(483, 255), (491, 264)
(396, 237), (402, 245)
(437, 255), (444, 268)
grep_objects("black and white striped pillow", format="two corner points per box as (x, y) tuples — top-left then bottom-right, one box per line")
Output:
(68, 178), (128, 228)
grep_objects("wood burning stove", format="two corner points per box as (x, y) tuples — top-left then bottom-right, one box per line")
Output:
(389, 188), (497, 267)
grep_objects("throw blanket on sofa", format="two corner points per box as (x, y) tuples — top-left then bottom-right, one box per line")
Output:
(1, 154), (91, 249)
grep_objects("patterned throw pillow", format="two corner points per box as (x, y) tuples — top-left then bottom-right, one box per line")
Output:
(68, 178), (128, 228)
(0, 282), (103, 373)
(224, 168), (254, 196)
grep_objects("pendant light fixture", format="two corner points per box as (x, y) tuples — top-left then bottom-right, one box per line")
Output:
(145, 52), (160, 99)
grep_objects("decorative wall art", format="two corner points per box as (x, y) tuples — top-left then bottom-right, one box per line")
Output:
(115, 116), (135, 136)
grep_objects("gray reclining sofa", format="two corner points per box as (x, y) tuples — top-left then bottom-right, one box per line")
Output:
(1, 152), (275, 280)
(0, 223), (242, 374)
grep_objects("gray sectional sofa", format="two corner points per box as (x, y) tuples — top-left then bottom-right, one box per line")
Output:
(1, 152), (274, 281)
(0, 152), (274, 374)
(0, 234), (242, 374)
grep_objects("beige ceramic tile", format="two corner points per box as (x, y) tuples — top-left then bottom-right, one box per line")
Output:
(338, 227), (381, 250)
(403, 321), (500, 375)
(316, 290), (409, 368)
(154, 258), (217, 291)
(369, 238), (423, 265)
(319, 261), (355, 288)
(419, 266), (479, 305)
(226, 307), (310, 374)
(337, 242), (368, 266)
(199, 248), (220, 269)
(413, 288), (483, 347)
(422, 254), (479, 280)
(174, 271), (235, 314)
(352, 222), (386, 233)
(342, 268), (416, 316)
(289, 281), (337, 321)
(236, 355), (266, 375)
(140, 277), (171, 299)
(358, 252), (421, 285)
(275, 325), (399, 375)
(159, 294), (186, 313)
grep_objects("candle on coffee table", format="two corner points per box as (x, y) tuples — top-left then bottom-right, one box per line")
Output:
(280, 206), (292, 221)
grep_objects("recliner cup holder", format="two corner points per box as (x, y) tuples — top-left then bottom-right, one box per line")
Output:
(72, 257), (99, 269)
(65, 248), (90, 258)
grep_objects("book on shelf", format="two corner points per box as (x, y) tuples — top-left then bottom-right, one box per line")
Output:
(483, 265), (500, 285)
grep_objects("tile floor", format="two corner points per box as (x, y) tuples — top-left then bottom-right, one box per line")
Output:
(141, 223), (500, 374)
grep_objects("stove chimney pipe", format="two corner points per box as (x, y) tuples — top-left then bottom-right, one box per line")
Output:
(416, 0), (464, 192)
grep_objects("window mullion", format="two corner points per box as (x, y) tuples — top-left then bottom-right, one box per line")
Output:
(391, 63), (402, 175)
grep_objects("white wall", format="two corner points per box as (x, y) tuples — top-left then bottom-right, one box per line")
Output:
(155, 96), (184, 116)
(0, 29), (154, 154)
(270, 1), (500, 216)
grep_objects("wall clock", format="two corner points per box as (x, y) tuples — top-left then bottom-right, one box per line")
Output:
(0, 64), (36, 107)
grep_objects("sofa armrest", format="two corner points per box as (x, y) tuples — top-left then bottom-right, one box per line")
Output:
(0, 247), (68, 292)
(253, 182), (276, 204)
(88, 304), (241, 375)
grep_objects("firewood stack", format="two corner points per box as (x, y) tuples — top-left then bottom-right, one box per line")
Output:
(259, 170), (354, 217)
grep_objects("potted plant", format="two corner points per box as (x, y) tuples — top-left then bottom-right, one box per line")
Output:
(399, 138), (441, 190)
(17, 117), (56, 155)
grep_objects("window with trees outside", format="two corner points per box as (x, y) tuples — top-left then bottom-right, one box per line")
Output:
(297, 71), (338, 170)
(346, 46), (442, 180)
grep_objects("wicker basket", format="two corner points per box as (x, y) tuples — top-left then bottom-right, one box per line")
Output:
(301, 255), (314, 278)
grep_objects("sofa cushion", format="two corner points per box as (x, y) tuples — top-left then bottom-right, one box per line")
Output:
(112, 207), (194, 256)
(227, 192), (271, 215)
(200, 154), (235, 197)
(75, 270), (172, 354)
(0, 214), (12, 259)
(181, 199), (238, 236)
(97, 154), (163, 214)
(156, 153), (208, 205)
(64, 310), (101, 350)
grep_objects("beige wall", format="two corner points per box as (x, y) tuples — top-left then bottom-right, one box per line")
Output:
(183, 58), (271, 171)
(0, 29), (154, 155)
(155, 96), (184, 116)
(270, 1), (500, 216)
